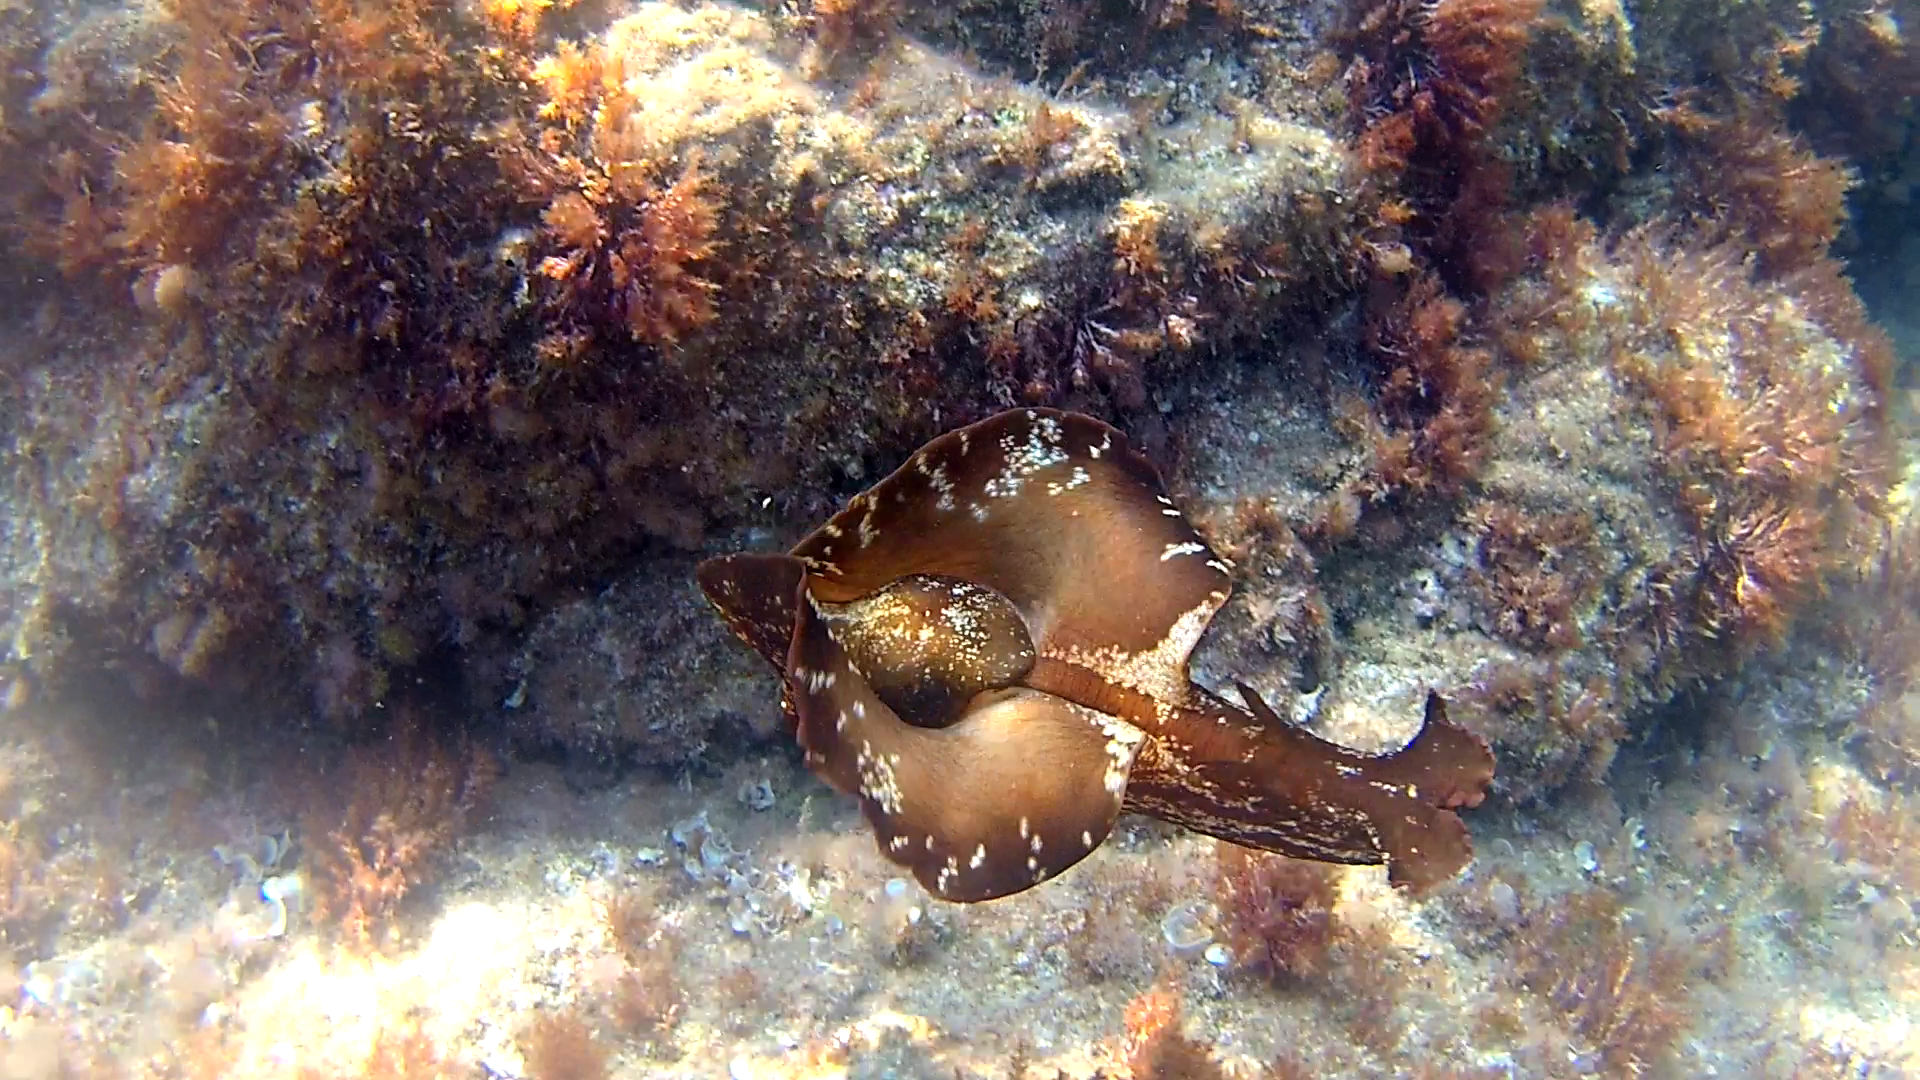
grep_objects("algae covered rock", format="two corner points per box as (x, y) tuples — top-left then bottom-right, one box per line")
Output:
(0, 0), (1368, 759)
(471, 556), (782, 775)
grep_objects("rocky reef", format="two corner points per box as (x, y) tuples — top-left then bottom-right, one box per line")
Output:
(0, 0), (1371, 736)
(0, 0), (1904, 782)
(0, 0), (1915, 1069)
(0, 0), (1905, 793)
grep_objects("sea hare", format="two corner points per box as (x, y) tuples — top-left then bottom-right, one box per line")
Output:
(698, 408), (1494, 902)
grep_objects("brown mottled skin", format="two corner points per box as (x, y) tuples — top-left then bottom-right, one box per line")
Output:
(697, 408), (1494, 902)
(819, 575), (1037, 730)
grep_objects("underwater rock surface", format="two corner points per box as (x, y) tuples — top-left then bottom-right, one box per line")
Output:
(470, 557), (784, 774)
(0, 0), (1902, 783)
(0, 0), (1365, 742)
(0, 0), (1915, 1076)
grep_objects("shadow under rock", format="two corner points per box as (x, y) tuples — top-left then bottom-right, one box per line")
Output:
(463, 553), (787, 789)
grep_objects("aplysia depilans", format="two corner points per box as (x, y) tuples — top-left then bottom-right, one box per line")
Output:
(698, 409), (1494, 902)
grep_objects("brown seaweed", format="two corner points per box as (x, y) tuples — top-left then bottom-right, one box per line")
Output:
(698, 409), (1494, 901)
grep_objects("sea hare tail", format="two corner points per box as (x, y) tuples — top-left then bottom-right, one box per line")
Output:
(1368, 692), (1497, 811)
(1125, 686), (1495, 894)
(1359, 691), (1496, 891)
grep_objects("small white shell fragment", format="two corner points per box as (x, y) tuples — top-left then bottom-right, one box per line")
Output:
(669, 810), (709, 848)
(738, 778), (777, 811)
(1161, 899), (1217, 954)
(784, 867), (816, 913)
(21, 966), (55, 1007)
(1488, 880), (1521, 924)
(701, 830), (736, 871)
(259, 872), (303, 939)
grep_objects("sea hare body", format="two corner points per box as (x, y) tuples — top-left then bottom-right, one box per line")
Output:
(697, 408), (1494, 901)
